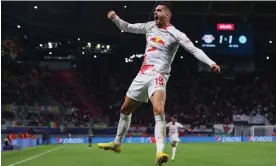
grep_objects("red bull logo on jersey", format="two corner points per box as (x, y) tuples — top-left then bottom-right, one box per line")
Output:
(150, 37), (165, 45)
(248, 136), (272, 142)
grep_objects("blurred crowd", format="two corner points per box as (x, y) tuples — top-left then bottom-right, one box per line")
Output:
(2, 61), (276, 129)
(87, 69), (276, 128)
(2, 62), (93, 128)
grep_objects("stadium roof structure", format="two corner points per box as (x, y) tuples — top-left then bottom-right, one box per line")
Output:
(2, 1), (276, 39)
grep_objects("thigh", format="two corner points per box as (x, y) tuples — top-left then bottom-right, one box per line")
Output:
(169, 135), (174, 142)
(126, 74), (149, 103)
(148, 73), (169, 100)
(149, 74), (169, 115)
(121, 96), (142, 115)
(170, 134), (180, 143)
(173, 134), (180, 141)
(150, 90), (166, 115)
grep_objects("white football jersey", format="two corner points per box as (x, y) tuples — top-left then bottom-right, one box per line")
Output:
(112, 16), (215, 75)
(166, 122), (184, 136)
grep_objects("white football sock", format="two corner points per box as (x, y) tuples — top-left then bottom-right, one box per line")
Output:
(155, 115), (166, 153)
(172, 147), (176, 159)
(114, 113), (132, 145)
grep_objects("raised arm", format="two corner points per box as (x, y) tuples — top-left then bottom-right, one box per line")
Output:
(177, 122), (191, 131)
(176, 122), (184, 128)
(176, 30), (220, 73)
(108, 11), (148, 34)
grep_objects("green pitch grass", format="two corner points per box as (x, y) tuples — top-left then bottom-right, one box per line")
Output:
(2, 143), (276, 166)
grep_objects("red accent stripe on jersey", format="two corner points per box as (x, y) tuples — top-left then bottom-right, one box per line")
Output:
(139, 54), (155, 74)
(161, 24), (172, 30)
(147, 47), (157, 52)
(139, 64), (155, 74)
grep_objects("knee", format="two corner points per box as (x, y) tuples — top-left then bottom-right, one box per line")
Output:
(153, 105), (164, 115)
(120, 105), (132, 115)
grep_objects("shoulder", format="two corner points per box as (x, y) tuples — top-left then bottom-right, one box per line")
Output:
(176, 122), (182, 126)
(167, 26), (187, 39)
(145, 21), (156, 30)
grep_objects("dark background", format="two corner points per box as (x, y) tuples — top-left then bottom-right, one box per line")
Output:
(2, 1), (276, 128)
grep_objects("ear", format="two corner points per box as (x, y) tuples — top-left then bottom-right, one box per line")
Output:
(166, 12), (171, 18)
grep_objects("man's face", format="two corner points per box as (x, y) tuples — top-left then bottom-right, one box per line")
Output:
(154, 5), (169, 27)
(171, 117), (176, 123)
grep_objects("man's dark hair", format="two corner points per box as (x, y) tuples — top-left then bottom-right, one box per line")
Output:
(172, 115), (177, 119)
(158, 2), (172, 12)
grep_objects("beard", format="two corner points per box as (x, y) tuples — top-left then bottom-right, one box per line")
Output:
(154, 15), (165, 28)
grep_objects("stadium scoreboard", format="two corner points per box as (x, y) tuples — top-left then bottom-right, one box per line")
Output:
(200, 23), (253, 56)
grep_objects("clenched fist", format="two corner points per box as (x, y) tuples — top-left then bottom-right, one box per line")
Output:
(210, 64), (221, 73)
(107, 11), (116, 20)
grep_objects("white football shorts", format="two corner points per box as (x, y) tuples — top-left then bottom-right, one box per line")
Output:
(126, 72), (170, 103)
(169, 133), (180, 142)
